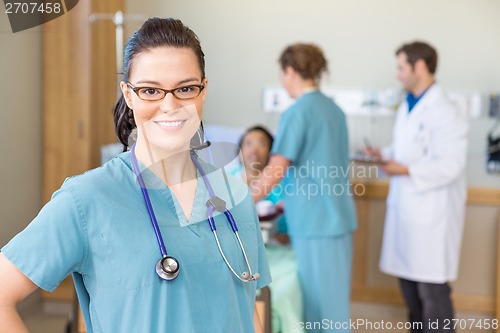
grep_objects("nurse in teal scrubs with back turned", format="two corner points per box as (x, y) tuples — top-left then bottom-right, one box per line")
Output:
(252, 43), (356, 332)
(0, 17), (271, 333)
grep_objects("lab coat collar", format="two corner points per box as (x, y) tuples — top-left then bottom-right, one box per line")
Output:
(403, 83), (443, 117)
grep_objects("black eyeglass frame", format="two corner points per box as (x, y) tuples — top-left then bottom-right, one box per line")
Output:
(126, 82), (206, 101)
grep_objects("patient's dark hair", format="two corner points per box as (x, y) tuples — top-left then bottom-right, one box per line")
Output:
(113, 17), (205, 150)
(238, 125), (274, 152)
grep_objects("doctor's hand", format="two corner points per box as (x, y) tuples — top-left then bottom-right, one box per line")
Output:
(363, 147), (382, 160)
(381, 160), (409, 176)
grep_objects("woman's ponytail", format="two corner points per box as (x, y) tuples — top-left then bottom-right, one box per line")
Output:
(113, 95), (135, 151)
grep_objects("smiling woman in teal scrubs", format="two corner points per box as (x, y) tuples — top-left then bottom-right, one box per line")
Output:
(252, 43), (356, 332)
(0, 18), (270, 333)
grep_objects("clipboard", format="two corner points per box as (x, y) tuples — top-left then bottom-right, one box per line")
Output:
(350, 153), (388, 165)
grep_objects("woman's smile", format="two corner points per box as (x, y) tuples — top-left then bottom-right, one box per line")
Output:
(154, 119), (188, 130)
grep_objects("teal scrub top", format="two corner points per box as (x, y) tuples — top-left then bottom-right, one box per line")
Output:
(271, 90), (357, 238)
(2, 151), (271, 333)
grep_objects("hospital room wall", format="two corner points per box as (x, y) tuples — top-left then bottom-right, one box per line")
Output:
(126, 0), (500, 188)
(0, 15), (42, 247)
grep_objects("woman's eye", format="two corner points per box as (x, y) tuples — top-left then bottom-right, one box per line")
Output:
(144, 88), (159, 95)
(177, 86), (194, 93)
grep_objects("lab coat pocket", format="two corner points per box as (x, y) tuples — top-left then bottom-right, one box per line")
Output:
(399, 185), (433, 226)
(414, 128), (432, 157)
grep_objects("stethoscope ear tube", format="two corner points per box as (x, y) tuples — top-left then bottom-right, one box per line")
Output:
(211, 229), (260, 282)
(193, 155), (260, 283)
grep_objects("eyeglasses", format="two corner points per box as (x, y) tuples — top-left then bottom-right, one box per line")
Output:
(126, 82), (205, 101)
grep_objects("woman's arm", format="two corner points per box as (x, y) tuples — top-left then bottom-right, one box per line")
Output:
(0, 253), (38, 333)
(253, 304), (264, 333)
(251, 154), (290, 202)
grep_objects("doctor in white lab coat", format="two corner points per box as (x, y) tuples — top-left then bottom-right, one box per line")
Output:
(367, 41), (468, 333)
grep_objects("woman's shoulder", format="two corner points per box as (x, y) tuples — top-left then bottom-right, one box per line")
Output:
(285, 91), (332, 113)
(60, 151), (133, 196)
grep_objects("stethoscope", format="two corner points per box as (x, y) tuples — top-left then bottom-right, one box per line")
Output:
(130, 143), (260, 283)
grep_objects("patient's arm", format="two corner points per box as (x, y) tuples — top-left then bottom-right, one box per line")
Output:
(0, 253), (38, 333)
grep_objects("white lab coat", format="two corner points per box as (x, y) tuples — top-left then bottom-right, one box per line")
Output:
(379, 83), (468, 283)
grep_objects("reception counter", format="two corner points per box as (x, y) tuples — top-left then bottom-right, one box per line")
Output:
(351, 180), (500, 316)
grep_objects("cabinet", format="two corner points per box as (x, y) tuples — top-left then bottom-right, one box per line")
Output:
(40, 0), (124, 304)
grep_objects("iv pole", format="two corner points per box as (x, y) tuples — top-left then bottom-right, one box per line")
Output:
(89, 10), (146, 96)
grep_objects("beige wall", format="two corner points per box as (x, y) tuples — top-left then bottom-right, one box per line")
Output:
(0, 14), (42, 247)
(124, 0), (500, 188)
(125, 0), (500, 100)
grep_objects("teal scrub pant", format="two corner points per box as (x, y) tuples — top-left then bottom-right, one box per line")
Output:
(292, 233), (353, 332)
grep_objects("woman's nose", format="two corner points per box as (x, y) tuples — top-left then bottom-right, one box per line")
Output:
(159, 93), (181, 113)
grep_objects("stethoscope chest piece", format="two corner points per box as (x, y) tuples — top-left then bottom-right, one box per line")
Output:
(156, 256), (180, 281)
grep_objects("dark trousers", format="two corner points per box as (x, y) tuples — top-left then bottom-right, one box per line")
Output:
(399, 278), (455, 333)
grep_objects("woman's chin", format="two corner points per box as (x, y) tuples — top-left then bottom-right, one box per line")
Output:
(144, 139), (190, 159)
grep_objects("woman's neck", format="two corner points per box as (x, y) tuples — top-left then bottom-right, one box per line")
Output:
(290, 79), (318, 99)
(134, 138), (196, 186)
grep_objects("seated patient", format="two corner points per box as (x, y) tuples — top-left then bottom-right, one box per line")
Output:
(233, 125), (288, 244)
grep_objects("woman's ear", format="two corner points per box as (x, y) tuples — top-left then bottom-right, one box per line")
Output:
(120, 81), (134, 109)
(198, 77), (208, 107)
(202, 77), (208, 96)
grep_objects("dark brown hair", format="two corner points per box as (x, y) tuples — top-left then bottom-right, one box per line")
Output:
(238, 125), (274, 152)
(113, 18), (205, 150)
(279, 43), (328, 82)
(396, 41), (438, 74)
